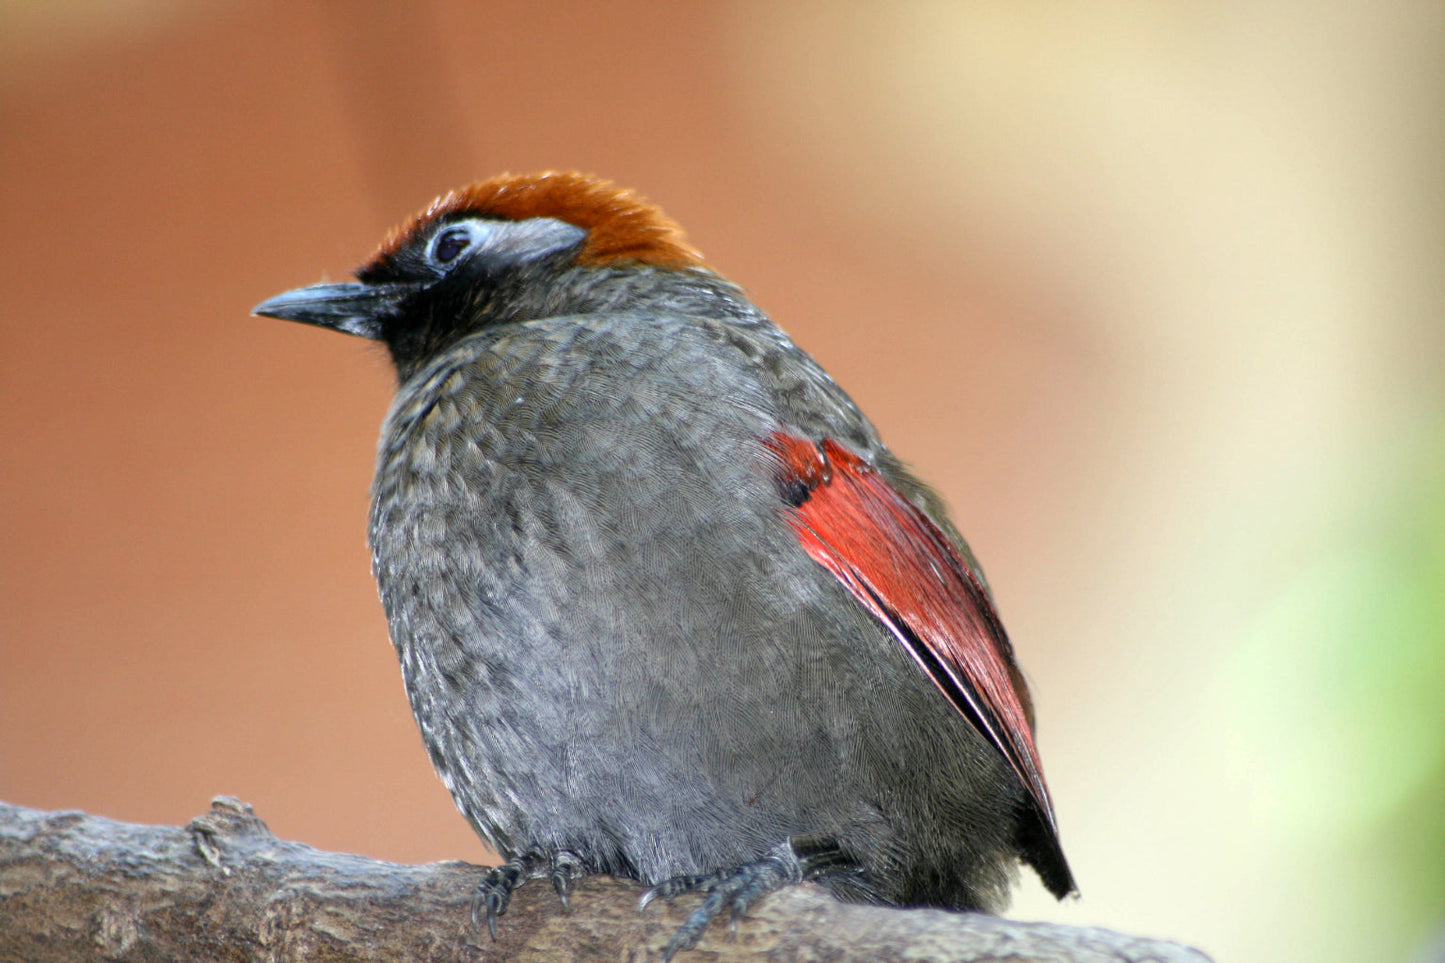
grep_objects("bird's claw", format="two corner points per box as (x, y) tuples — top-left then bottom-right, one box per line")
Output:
(471, 850), (585, 938)
(550, 851), (584, 910)
(645, 838), (847, 962)
(471, 854), (537, 939)
(639, 873), (709, 912)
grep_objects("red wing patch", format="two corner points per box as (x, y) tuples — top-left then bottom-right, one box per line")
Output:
(765, 432), (1061, 838)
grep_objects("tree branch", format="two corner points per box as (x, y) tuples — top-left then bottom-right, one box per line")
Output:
(0, 797), (1209, 962)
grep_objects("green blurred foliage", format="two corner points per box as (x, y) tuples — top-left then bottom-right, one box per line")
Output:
(1215, 413), (1445, 959)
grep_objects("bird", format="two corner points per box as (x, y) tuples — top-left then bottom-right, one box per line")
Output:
(253, 171), (1075, 958)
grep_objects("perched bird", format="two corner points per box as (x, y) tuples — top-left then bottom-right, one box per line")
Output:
(254, 171), (1075, 957)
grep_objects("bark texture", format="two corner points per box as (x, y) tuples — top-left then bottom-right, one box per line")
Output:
(0, 797), (1210, 962)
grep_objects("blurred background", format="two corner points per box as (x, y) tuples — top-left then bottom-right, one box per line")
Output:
(2, 2), (1442, 960)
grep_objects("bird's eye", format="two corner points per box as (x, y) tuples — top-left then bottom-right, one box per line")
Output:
(432, 226), (474, 264)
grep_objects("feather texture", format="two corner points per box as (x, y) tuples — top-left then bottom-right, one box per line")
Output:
(365, 171), (704, 274)
(765, 432), (1064, 845)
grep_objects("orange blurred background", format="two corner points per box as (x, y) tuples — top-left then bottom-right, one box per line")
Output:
(3, 3), (1442, 961)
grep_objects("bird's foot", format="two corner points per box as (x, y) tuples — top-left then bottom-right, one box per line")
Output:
(549, 850), (585, 909)
(472, 850), (585, 939)
(640, 836), (854, 961)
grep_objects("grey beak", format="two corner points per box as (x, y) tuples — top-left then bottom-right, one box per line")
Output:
(253, 281), (419, 340)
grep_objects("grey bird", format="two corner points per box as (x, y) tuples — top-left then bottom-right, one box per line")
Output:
(254, 171), (1075, 959)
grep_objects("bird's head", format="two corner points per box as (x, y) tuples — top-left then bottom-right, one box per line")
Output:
(254, 171), (705, 379)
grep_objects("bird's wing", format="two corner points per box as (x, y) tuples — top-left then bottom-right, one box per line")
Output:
(765, 431), (1062, 843)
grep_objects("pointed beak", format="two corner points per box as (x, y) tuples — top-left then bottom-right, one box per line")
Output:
(252, 281), (420, 340)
